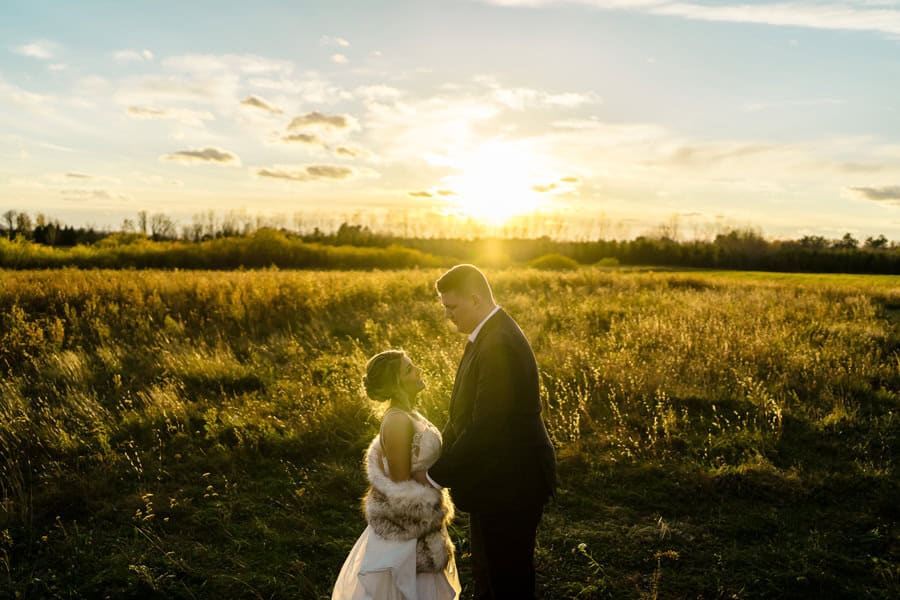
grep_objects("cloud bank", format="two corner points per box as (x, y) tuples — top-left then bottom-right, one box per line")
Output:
(257, 164), (357, 182)
(280, 133), (325, 145)
(14, 40), (57, 59)
(114, 49), (154, 62)
(320, 36), (351, 47)
(288, 111), (357, 130)
(61, 188), (130, 202)
(240, 95), (282, 113)
(127, 106), (214, 126)
(485, 1), (900, 37)
(850, 185), (900, 202)
(160, 147), (240, 165)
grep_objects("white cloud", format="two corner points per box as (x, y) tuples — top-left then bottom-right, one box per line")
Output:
(280, 133), (326, 146)
(247, 72), (352, 105)
(240, 95), (283, 113)
(470, 77), (600, 110)
(61, 188), (131, 202)
(321, 36), (351, 47)
(743, 98), (846, 113)
(355, 85), (405, 101)
(127, 106), (215, 126)
(162, 53), (292, 75)
(13, 40), (57, 59)
(483, 1), (900, 37)
(332, 54), (349, 64)
(256, 164), (359, 182)
(160, 147), (240, 165)
(36, 172), (123, 186)
(113, 49), (155, 62)
(288, 111), (359, 131)
(0, 78), (53, 110)
(334, 145), (370, 159)
(114, 74), (239, 109)
(544, 92), (597, 107)
(360, 94), (502, 163)
(133, 174), (185, 187)
(849, 185), (900, 203)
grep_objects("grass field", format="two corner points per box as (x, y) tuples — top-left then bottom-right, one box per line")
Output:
(1, 268), (898, 598)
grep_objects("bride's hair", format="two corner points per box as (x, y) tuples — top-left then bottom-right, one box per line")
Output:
(363, 350), (405, 402)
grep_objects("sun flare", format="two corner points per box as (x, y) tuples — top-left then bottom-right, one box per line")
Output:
(443, 141), (548, 225)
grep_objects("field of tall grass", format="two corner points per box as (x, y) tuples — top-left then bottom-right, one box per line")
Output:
(1, 267), (898, 598)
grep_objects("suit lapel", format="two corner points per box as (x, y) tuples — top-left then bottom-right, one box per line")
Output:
(447, 309), (507, 419)
(448, 340), (474, 417)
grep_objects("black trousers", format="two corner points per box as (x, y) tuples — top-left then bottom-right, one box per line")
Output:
(469, 502), (544, 600)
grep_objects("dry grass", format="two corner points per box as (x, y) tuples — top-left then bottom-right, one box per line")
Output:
(0, 268), (897, 598)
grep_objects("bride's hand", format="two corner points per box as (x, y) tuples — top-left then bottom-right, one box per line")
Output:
(411, 470), (429, 485)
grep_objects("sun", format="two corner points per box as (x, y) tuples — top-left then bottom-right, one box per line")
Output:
(442, 141), (547, 225)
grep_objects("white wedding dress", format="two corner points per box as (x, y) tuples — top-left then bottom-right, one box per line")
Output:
(332, 410), (461, 600)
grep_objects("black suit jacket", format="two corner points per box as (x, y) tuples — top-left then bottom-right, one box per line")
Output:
(428, 308), (557, 513)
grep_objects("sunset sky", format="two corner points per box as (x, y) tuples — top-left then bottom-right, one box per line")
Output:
(2, 0), (900, 240)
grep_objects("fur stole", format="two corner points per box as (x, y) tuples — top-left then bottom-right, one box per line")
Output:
(363, 435), (455, 573)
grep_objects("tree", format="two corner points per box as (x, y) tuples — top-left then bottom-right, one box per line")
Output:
(864, 234), (888, 250)
(799, 235), (829, 250)
(2, 210), (15, 240)
(15, 212), (32, 239)
(834, 233), (858, 250)
(137, 210), (148, 236)
(150, 213), (177, 241)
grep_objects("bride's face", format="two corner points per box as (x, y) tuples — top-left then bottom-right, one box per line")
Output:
(398, 355), (425, 396)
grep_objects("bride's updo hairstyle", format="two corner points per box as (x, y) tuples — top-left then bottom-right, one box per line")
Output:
(363, 350), (405, 402)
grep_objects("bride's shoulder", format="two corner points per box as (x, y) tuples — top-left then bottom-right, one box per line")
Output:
(380, 407), (414, 435)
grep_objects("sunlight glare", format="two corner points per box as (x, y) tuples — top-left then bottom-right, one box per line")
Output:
(443, 141), (548, 225)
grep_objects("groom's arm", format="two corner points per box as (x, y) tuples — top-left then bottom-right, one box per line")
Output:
(427, 343), (516, 488)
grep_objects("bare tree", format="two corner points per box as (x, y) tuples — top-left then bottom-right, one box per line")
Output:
(15, 212), (32, 239)
(2, 210), (15, 240)
(150, 212), (177, 240)
(188, 213), (205, 242)
(202, 210), (216, 239)
(137, 210), (148, 236)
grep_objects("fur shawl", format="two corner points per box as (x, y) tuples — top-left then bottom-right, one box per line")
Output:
(363, 435), (455, 573)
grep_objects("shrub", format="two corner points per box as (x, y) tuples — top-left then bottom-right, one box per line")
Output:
(529, 253), (580, 270)
(595, 257), (620, 267)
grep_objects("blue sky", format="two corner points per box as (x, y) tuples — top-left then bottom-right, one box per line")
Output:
(2, 0), (899, 239)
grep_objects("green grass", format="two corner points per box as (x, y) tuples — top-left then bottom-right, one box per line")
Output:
(1, 268), (898, 598)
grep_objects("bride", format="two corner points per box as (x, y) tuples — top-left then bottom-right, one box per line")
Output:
(332, 350), (461, 600)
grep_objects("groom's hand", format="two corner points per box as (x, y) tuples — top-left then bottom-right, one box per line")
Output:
(411, 470), (430, 486)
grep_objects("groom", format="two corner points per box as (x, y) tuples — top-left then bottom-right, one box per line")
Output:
(421, 264), (557, 599)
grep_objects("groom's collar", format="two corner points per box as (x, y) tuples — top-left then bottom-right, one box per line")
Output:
(468, 305), (501, 343)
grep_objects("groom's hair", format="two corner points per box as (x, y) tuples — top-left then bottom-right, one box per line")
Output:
(435, 264), (494, 301)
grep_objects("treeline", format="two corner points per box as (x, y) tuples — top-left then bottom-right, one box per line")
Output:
(0, 209), (898, 273)
(401, 229), (900, 274)
(0, 229), (441, 270)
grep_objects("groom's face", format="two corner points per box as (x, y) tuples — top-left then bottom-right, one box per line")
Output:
(440, 290), (480, 334)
